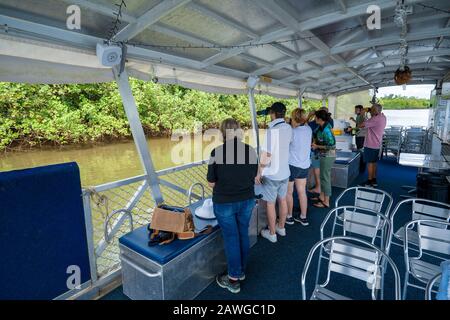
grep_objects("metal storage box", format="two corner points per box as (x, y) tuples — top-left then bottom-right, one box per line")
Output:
(119, 228), (226, 300)
(119, 200), (259, 300)
(331, 152), (361, 188)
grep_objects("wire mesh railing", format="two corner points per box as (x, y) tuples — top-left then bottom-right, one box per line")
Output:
(82, 160), (211, 281)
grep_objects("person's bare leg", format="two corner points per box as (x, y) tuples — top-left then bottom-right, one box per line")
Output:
(322, 194), (330, 207)
(374, 163), (377, 180)
(368, 163), (375, 180)
(312, 168), (321, 193)
(277, 196), (288, 229)
(286, 181), (294, 217)
(295, 179), (308, 218)
(266, 201), (277, 235)
(308, 168), (315, 190)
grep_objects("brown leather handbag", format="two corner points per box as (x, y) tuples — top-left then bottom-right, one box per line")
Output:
(148, 204), (212, 245)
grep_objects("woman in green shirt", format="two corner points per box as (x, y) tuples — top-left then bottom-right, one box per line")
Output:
(311, 109), (336, 208)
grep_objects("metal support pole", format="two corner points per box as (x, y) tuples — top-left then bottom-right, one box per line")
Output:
(298, 88), (305, 109)
(247, 76), (260, 153)
(82, 190), (98, 284)
(113, 67), (164, 204)
(328, 95), (337, 117)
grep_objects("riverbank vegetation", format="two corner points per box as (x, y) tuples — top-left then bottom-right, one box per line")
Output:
(0, 80), (429, 151)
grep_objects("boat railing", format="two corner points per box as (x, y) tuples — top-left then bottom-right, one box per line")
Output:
(82, 159), (211, 286)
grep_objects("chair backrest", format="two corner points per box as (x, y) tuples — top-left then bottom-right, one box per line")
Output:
(301, 236), (401, 300)
(335, 187), (393, 217)
(328, 240), (380, 289)
(404, 220), (450, 264)
(321, 206), (392, 251)
(391, 198), (450, 235)
(412, 202), (450, 223)
(342, 209), (382, 240)
(417, 221), (450, 256)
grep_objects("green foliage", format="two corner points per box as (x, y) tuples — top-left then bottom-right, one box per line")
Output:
(0, 79), (320, 151)
(378, 94), (430, 110)
(0, 80), (430, 151)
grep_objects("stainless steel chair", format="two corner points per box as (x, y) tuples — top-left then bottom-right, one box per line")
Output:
(403, 219), (450, 300)
(402, 127), (427, 154)
(335, 186), (394, 217)
(320, 206), (392, 252)
(318, 206), (392, 298)
(301, 236), (401, 300)
(425, 273), (442, 300)
(383, 126), (403, 161)
(390, 198), (450, 252)
(334, 187), (393, 245)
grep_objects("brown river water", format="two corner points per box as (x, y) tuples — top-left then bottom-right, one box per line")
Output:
(0, 131), (259, 187)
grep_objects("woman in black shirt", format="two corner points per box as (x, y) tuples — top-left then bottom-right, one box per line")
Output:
(207, 118), (258, 294)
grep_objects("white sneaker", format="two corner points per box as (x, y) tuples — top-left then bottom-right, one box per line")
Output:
(276, 225), (286, 237)
(261, 228), (277, 243)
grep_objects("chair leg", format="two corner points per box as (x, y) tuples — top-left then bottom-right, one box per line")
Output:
(402, 271), (409, 300)
(315, 250), (324, 286)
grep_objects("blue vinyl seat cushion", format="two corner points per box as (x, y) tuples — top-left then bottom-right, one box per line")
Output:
(119, 224), (219, 265)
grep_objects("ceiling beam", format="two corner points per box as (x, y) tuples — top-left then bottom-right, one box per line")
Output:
(113, 0), (191, 42)
(349, 48), (450, 67)
(253, 0), (374, 88)
(146, 23), (297, 76)
(334, 0), (347, 13)
(331, 27), (450, 55)
(252, 9), (450, 77)
(199, 0), (430, 70)
(60, 0), (137, 23)
(0, 14), (291, 88)
(361, 62), (450, 76)
(188, 2), (305, 68)
(188, 2), (258, 38)
(428, 17), (450, 64)
(200, 27), (293, 67)
(296, 0), (427, 32)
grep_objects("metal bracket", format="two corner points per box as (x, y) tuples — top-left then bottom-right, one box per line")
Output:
(104, 209), (134, 244)
(188, 182), (205, 205)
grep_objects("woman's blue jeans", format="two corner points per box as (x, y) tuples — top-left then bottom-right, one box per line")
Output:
(213, 198), (255, 279)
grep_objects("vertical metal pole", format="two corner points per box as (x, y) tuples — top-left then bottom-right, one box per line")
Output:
(443, 99), (450, 142)
(82, 190), (98, 284)
(247, 76), (260, 153)
(298, 88), (305, 109)
(113, 67), (164, 204)
(328, 95), (337, 117)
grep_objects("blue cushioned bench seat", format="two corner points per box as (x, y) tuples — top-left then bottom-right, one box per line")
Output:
(119, 225), (220, 265)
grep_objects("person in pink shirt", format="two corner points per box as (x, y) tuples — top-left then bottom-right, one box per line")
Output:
(358, 103), (386, 187)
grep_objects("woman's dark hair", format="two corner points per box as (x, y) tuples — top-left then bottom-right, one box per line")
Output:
(315, 109), (331, 122)
(355, 105), (363, 110)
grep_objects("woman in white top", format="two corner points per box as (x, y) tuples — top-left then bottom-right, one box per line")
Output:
(286, 109), (312, 226)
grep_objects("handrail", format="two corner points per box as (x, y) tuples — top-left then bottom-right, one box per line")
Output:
(83, 159), (210, 281)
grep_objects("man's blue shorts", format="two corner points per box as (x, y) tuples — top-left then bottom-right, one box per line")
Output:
(364, 147), (380, 163)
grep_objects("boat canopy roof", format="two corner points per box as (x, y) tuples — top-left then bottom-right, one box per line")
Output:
(0, 0), (449, 98)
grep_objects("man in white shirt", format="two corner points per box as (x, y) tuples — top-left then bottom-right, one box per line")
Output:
(255, 102), (292, 243)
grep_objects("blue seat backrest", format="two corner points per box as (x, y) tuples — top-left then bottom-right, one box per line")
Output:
(0, 162), (91, 299)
